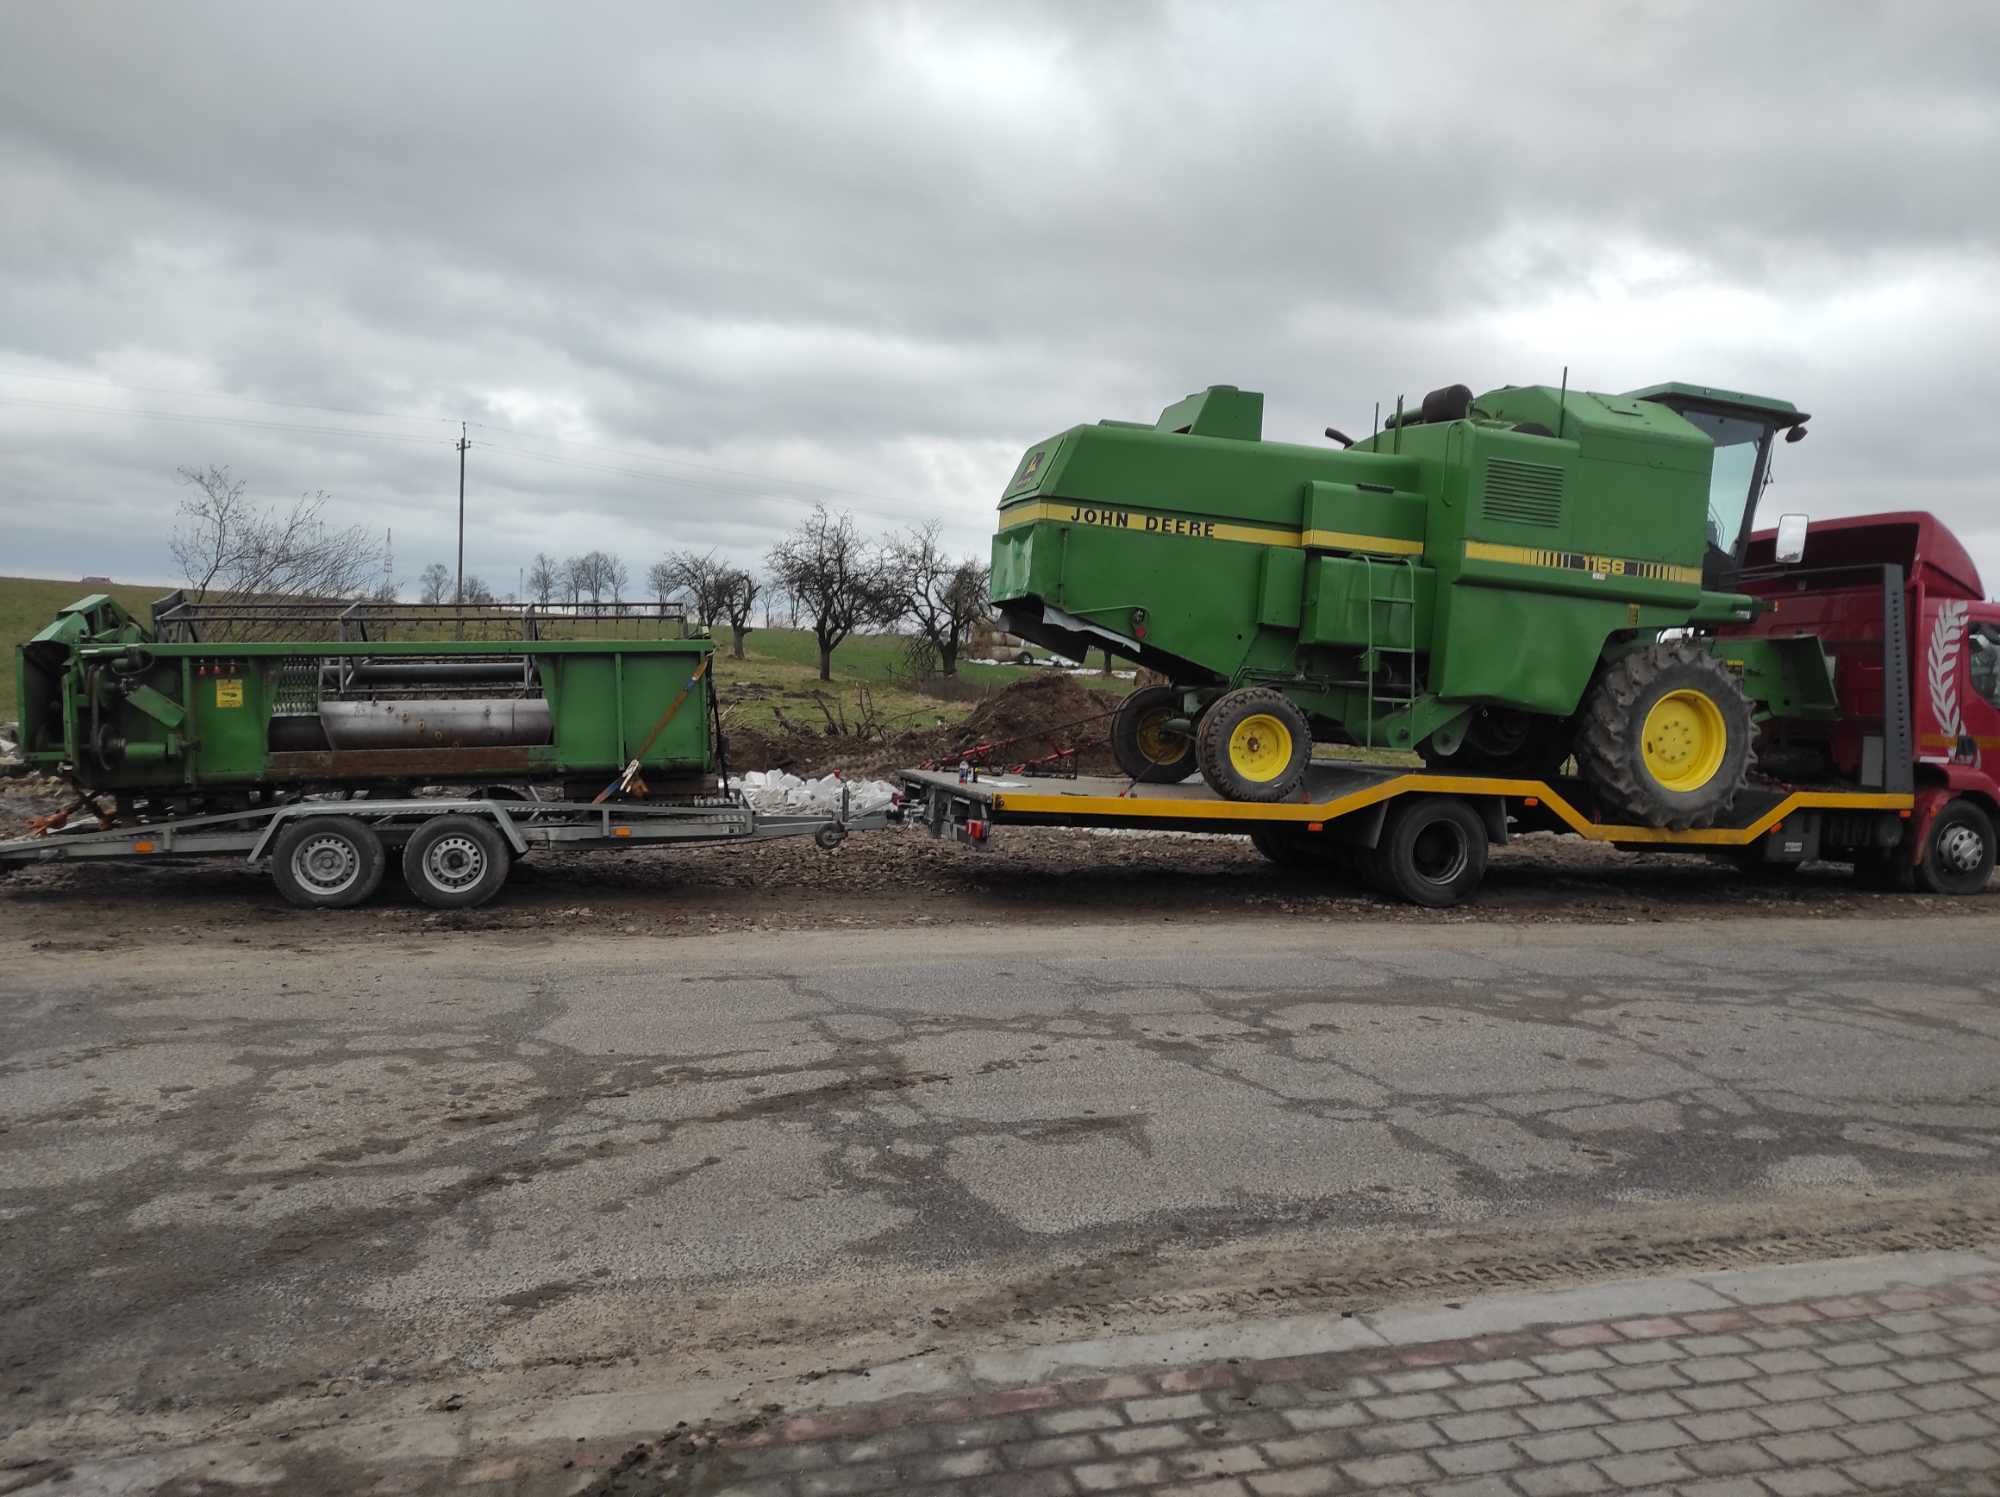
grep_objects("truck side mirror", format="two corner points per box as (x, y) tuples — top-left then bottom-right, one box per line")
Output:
(1774, 513), (1809, 565)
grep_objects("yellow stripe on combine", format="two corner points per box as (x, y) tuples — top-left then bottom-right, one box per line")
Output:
(1464, 540), (1702, 586)
(998, 501), (1418, 556)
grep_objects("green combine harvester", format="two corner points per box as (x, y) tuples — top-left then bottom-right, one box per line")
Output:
(990, 379), (1832, 828)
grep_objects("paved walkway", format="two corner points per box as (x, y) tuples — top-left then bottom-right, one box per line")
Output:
(556, 1251), (2000, 1497)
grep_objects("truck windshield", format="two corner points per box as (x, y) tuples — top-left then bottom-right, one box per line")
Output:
(1677, 409), (1772, 559)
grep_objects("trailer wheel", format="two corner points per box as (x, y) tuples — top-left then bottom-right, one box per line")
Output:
(1197, 688), (1311, 802)
(1112, 686), (1198, 783)
(402, 815), (511, 909)
(1365, 796), (1487, 907)
(1918, 798), (1996, 895)
(1575, 642), (1754, 830)
(271, 816), (386, 910)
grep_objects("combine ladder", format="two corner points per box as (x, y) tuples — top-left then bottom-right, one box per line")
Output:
(1358, 554), (1420, 749)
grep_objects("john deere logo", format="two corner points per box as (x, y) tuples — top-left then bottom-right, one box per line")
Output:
(1019, 450), (1043, 482)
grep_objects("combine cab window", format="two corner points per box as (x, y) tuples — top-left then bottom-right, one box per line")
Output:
(1971, 623), (2000, 711)
(1678, 410), (1772, 559)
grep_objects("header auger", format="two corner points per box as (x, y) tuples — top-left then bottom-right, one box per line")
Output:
(990, 378), (1829, 828)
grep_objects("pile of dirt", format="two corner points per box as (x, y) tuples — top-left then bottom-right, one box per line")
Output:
(722, 674), (1125, 779)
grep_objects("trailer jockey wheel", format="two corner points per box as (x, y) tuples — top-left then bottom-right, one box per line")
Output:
(271, 816), (387, 910)
(1197, 688), (1312, 801)
(1575, 642), (1754, 830)
(1918, 798), (1996, 895)
(1365, 796), (1488, 907)
(402, 814), (511, 910)
(1112, 685), (1198, 783)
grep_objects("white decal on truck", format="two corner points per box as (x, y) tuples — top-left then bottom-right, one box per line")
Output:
(1929, 600), (1970, 739)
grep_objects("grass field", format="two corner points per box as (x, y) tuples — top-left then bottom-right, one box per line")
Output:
(0, 576), (1123, 730)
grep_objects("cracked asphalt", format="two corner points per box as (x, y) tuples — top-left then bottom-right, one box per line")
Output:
(4, 912), (2000, 1466)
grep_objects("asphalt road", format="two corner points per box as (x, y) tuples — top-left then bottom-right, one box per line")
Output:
(5, 913), (2000, 1465)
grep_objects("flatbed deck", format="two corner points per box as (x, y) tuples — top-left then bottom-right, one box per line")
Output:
(901, 762), (1914, 904)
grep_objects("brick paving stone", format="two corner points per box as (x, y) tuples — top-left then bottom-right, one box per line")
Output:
(1095, 1425), (1189, 1456)
(1448, 1383), (1536, 1412)
(1604, 1341), (1681, 1366)
(1820, 1366), (1903, 1395)
(1679, 1334), (1757, 1357)
(1676, 1382), (1767, 1412)
(1837, 1419), (1925, 1454)
(1750, 1348), (1831, 1375)
(1527, 1372), (1616, 1402)
(1877, 1309), (1948, 1334)
(1827, 1391), (1921, 1423)
(1841, 1451), (1942, 1489)
(1340, 1450), (1437, 1487)
(1747, 1328), (1819, 1351)
(1126, 1394), (1214, 1425)
(1682, 1438), (1778, 1476)
(1280, 1403), (1365, 1433)
(977, 1473), (1078, 1497)
(1519, 1401), (1613, 1432)
(1761, 1430), (1853, 1464)
(1459, 1358), (1540, 1383)
(1437, 1410), (1532, 1443)
(1595, 1448), (1697, 1485)
(1430, 1437), (1523, 1475)
(1679, 1410), (1766, 1443)
(1035, 1407), (1126, 1436)
(1904, 1379), (1987, 1411)
(1599, 1417), (1685, 1453)
(1155, 1481), (1251, 1497)
(1377, 1367), (1456, 1394)
(1883, 1330), (1958, 1357)
(1602, 1364), (1687, 1393)
(1913, 1408), (2000, 1442)
(1920, 1437), (2000, 1471)
(1682, 1355), (1759, 1384)
(1893, 1356), (1973, 1383)
(1512, 1461), (1613, 1495)
(1071, 1454), (1170, 1491)
(1534, 1349), (1616, 1375)
(1597, 1393), (1687, 1422)
(1360, 1391), (1453, 1421)
(1170, 1443), (1271, 1478)
(1754, 1400), (1845, 1433)
(1257, 1431), (1354, 1467)
(1006, 1434), (1101, 1467)
(1245, 1472), (1343, 1497)
(1679, 1479), (1770, 1497)
(1349, 1419), (1440, 1455)
(1818, 1343), (1893, 1368)
(1760, 1469), (1860, 1495)
(1517, 1428), (1614, 1463)
(1751, 1373), (1840, 1403)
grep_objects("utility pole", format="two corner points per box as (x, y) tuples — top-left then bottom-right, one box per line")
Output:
(455, 421), (470, 605)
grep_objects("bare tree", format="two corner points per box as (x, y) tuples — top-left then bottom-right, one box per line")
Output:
(169, 464), (383, 603)
(716, 568), (761, 659)
(767, 506), (893, 682)
(526, 552), (559, 606)
(418, 562), (452, 605)
(459, 574), (497, 606)
(659, 547), (730, 629)
(604, 553), (629, 605)
(647, 559), (677, 607)
(561, 555), (589, 606)
(884, 522), (991, 677)
(369, 578), (401, 604)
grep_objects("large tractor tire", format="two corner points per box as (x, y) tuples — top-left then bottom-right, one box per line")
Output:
(1419, 707), (1572, 777)
(1575, 643), (1754, 830)
(1197, 688), (1311, 802)
(1110, 686), (1198, 784)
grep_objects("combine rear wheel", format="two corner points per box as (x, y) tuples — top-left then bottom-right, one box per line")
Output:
(1110, 685), (1198, 784)
(1575, 643), (1753, 830)
(1197, 688), (1311, 802)
(402, 815), (511, 910)
(271, 816), (386, 910)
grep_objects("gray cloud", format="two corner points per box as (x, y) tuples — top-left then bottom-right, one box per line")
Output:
(2, 0), (1997, 593)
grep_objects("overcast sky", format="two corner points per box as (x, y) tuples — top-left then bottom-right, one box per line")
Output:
(3, 1), (1997, 598)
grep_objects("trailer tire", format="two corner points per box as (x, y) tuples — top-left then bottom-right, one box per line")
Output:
(402, 815), (511, 909)
(1112, 686), (1198, 783)
(1197, 688), (1311, 801)
(1365, 796), (1487, 907)
(1917, 798), (1996, 895)
(1575, 642), (1754, 830)
(271, 816), (386, 910)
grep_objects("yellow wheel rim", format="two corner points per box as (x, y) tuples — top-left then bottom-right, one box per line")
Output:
(1641, 688), (1728, 792)
(1133, 709), (1185, 765)
(1227, 713), (1294, 782)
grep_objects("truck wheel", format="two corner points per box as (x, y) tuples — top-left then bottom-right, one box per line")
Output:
(1918, 798), (1996, 895)
(1112, 686), (1197, 783)
(1197, 688), (1311, 802)
(402, 815), (511, 909)
(1365, 796), (1488, 906)
(271, 816), (386, 910)
(1575, 642), (1754, 830)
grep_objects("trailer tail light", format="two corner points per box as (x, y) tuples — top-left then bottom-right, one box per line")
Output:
(1306, 821), (1324, 832)
(967, 819), (988, 843)
(612, 825), (632, 838)
(1523, 797), (1539, 807)
(133, 840), (157, 854)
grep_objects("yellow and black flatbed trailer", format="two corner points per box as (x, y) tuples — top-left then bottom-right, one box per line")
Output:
(899, 762), (1913, 907)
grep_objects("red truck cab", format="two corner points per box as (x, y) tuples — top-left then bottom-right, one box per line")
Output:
(1724, 511), (2000, 890)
